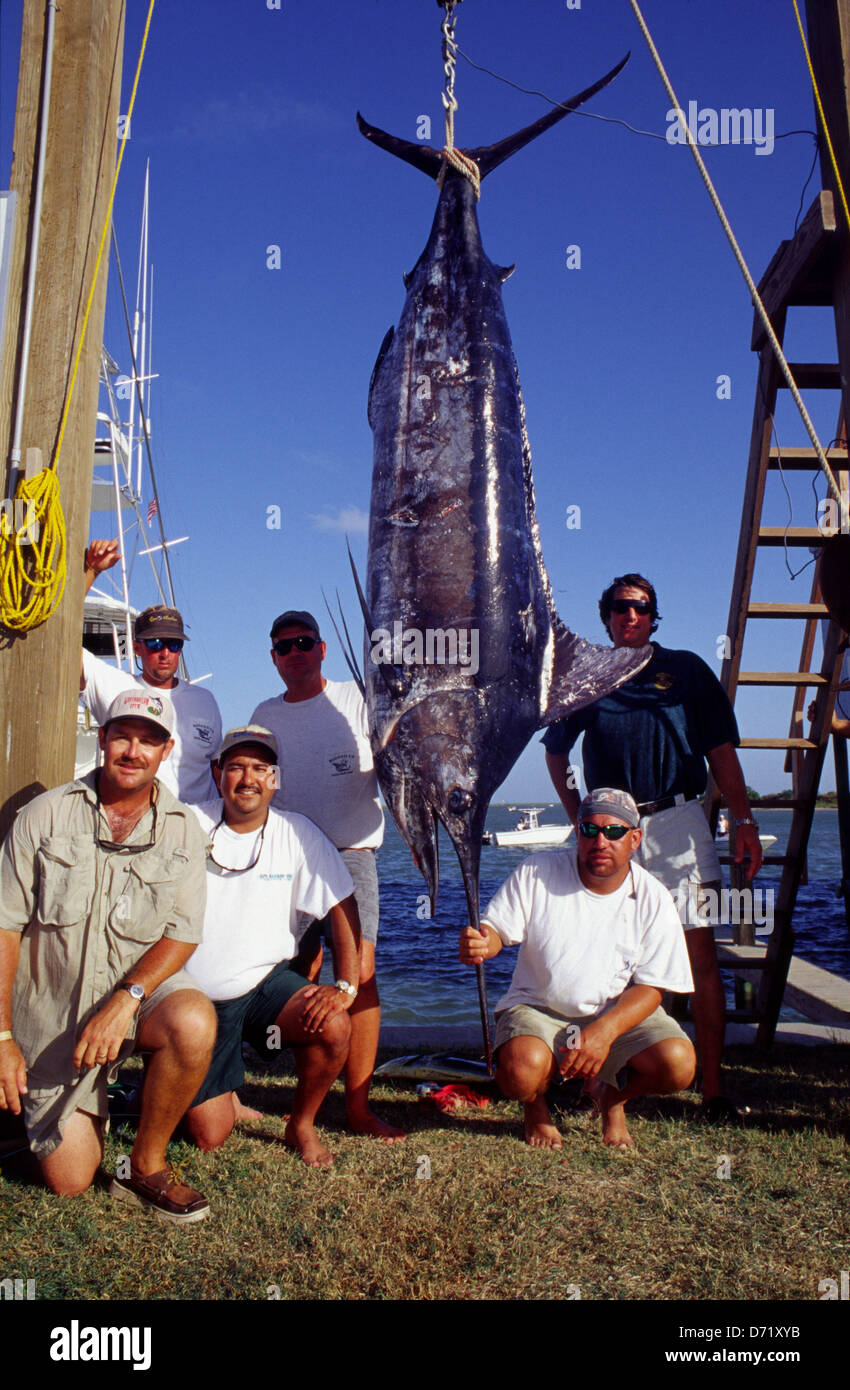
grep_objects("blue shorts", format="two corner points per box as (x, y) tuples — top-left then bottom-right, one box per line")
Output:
(191, 958), (308, 1105)
(297, 847), (379, 961)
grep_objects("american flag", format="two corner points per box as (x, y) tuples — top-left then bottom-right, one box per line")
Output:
(146, 498), (158, 528)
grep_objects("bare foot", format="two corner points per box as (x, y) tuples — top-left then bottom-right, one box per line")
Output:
(232, 1093), (263, 1123)
(586, 1078), (633, 1149)
(348, 1110), (406, 1142)
(523, 1096), (562, 1149)
(283, 1117), (333, 1168)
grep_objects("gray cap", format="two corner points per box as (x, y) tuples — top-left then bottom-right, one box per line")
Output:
(579, 787), (640, 829)
(103, 688), (175, 738)
(270, 610), (321, 641)
(216, 724), (279, 764)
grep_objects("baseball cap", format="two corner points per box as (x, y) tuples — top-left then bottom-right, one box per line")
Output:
(579, 788), (640, 829)
(216, 725), (279, 764)
(134, 606), (188, 642)
(103, 689), (175, 738)
(270, 610), (321, 641)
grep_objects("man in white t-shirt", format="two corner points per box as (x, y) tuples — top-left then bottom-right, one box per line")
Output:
(184, 726), (361, 1169)
(80, 540), (221, 802)
(460, 788), (696, 1150)
(251, 608), (403, 1141)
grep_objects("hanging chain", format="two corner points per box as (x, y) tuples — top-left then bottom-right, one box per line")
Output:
(440, 1), (461, 151)
(436, 2), (480, 198)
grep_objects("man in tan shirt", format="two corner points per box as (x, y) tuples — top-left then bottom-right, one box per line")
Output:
(0, 689), (217, 1224)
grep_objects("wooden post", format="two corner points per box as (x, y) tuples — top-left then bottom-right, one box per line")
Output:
(805, 1), (850, 928)
(0, 0), (125, 839)
(834, 735), (850, 927)
(805, 1), (850, 442)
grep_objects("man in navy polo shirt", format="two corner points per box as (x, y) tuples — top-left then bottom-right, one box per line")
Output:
(542, 573), (762, 1122)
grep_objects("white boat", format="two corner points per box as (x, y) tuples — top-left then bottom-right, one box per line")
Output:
(485, 807), (572, 848)
(77, 172), (205, 777)
(715, 810), (775, 850)
(716, 832), (778, 852)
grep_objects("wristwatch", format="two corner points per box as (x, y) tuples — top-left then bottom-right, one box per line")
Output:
(335, 979), (357, 998)
(736, 817), (760, 830)
(116, 981), (146, 1005)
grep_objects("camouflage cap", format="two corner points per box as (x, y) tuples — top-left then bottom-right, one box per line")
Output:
(135, 605), (187, 641)
(579, 787), (640, 829)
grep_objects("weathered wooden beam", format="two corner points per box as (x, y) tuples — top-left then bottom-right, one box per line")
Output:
(0, 0), (125, 840)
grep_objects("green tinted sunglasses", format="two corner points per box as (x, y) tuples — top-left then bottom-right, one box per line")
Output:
(579, 821), (631, 841)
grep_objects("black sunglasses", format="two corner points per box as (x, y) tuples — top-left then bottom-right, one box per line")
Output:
(273, 635), (318, 656)
(610, 599), (652, 616)
(206, 814), (267, 875)
(579, 821), (631, 841)
(141, 638), (183, 653)
(95, 794), (158, 853)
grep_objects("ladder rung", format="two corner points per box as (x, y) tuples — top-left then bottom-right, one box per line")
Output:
(729, 796), (801, 809)
(716, 958), (769, 971)
(782, 362), (841, 389)
(739, 737), (818, 749)
(768, 446), (848, 470)
(747, 602), (829, 618)
(737, 671), (829, 685)
(758, 527), (827, 545)
(716, 854), (792, 866)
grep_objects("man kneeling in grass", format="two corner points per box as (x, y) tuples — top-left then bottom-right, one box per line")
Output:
(459, 788), (696, 1150)
(184, 726), (360, 1168)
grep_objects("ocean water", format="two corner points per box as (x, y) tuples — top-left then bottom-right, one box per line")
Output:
(370, 805), (850, 1027)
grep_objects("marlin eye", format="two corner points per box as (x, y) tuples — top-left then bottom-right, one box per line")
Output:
(448, 788), (473, 814)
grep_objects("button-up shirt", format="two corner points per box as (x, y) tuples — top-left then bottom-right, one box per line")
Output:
(0, 771), (206, 1086)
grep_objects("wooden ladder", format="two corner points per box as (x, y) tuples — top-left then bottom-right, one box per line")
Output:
(703, 190), (849, 1047)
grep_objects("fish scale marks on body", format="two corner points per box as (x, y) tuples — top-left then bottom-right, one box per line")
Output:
(357, 55), (650, 956)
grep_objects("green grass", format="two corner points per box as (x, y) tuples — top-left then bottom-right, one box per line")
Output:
(1, 1044), (848, 1301)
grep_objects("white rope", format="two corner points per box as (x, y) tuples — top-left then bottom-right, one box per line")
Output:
(628, 0), (849, 532)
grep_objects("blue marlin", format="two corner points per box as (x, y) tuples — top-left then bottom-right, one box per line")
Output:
(352, 58), (650, 1054)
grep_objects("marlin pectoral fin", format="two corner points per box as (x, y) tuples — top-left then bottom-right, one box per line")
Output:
(347, 538), (408, 700)
(541, 622), (651, 725)
(322, 587), (365, 697)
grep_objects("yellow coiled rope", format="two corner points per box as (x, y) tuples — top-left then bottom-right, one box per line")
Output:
(0, 470), (66, 630)
(0, 0), (156, 632)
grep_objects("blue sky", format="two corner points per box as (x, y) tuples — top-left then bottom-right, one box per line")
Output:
(2, 0), (842, 798)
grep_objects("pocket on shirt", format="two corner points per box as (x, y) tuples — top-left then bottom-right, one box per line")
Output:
(108, 850), (188, 942)
(35, 840), (95, 927)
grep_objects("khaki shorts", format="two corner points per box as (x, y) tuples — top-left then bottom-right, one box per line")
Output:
(636, 799), (722, 930)
(494, 1002), (690, 1090)
(23, 969), (204, 1160)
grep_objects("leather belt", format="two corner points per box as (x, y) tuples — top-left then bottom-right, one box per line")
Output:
(636, 792), (696, 817)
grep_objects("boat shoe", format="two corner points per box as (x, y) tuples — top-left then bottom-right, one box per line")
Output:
(109, 1166), (209, 1224)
